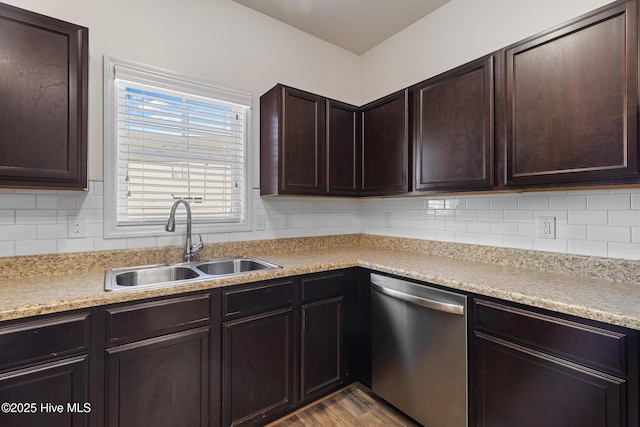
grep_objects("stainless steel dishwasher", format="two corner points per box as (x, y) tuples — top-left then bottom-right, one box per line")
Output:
(370, 273), (467, 427)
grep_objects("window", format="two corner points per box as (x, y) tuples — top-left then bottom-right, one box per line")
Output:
(103, 57), (252, 237)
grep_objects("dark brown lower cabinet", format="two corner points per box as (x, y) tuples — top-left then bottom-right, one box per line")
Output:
(472, 298), (638, 427)
(301, 296), (343, 401)
(0, 355), (89, 427)
(474, 332), (625, 427)
(221, 307), (295, 427)
(105, 327), (211, 427)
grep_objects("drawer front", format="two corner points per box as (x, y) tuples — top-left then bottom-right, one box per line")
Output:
(106, 293), (210, 346)
(0, 312), (90, 370)
(301, 272), (344, 302)
(222, 279), (295, 318)
(474, 299), (628, 376)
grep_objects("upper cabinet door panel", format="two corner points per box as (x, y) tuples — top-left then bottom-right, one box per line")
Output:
(414, 55), (494, 191)
(0, 3), (88, 189)
(327, 100), (360, 195)
(361, 90), (409, 195)
(281, 87), (326, 194)
(504, 1), (638, 186)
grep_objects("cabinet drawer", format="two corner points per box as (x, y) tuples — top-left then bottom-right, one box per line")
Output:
(474, 299), (628, 376)
(0, 312), (90, 370)
(222, 279), (295, 318)
(106, 293), (210, 346)
(301, 272), (344, 302)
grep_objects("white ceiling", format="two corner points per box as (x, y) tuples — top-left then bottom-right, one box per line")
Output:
(232, 0), (451, 55)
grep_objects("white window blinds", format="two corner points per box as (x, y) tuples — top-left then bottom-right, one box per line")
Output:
(111, 63), (251, 227)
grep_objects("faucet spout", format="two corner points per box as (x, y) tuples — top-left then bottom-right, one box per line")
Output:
(165, 199), (204, 262)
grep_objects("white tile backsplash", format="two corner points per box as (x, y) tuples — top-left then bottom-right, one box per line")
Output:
(3, 183), (640, 260)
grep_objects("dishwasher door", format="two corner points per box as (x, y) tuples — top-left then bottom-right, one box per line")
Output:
(371, 273), (467, 427)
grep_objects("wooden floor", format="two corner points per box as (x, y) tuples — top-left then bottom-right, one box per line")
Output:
(266, 383), (420, 427)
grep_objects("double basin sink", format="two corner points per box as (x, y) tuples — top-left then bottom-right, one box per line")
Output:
(105, 256), (281, 291)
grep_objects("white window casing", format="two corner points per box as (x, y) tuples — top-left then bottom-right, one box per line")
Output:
(103, 56), (252, 238)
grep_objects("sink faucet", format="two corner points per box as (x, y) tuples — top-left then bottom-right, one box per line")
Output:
(165, 199), (204, 262)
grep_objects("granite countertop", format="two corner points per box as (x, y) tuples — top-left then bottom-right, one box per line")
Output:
(1, 243), (640, 330)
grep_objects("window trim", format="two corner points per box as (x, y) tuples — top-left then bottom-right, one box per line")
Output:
(103, 56), (252, 238)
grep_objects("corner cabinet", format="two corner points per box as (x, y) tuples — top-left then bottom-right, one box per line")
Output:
(0, 3), (88, 189)
(260, 85), (326, 195)
(260, 84), (360, 196)
(360, 89), (410, 195)
(503, 0), (638, 187)
(472, 298), (639, 427)
(327, 100), (361, 196)
(413, 55), (494, 191)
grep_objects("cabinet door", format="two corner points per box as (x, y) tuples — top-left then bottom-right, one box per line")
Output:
(0, 3), (87, 189)
(105, 327), (210, 427)
(0, 355), (89, 427)
(327, 100), (360, 195)
(222, 307), (295, 427)
(281, 87), (326, 195)
(301, 296), (344, 401)
(414, 55), (494, 191)
(474, 332), (625, 427)
(361, 90), (409, 195)
(504, 1), (638, 186)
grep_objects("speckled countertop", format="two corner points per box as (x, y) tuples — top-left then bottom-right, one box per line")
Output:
(1, 234), (640, 330)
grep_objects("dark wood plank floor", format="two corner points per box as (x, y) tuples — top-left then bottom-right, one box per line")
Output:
(266, 383), (420, 427)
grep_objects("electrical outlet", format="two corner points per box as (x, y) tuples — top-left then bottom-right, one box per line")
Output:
(255, 214), (265, 231)
(67, 215), (87, 239)
(538, 216), (556, 239)
(385, 212), (392, 228)
(284, 214), (292, 229)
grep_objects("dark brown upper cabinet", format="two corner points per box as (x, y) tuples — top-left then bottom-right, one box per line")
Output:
(260, 85), (326, 196)
(413, 55), (494, 192)
(327, 100), (360, 196)
(0, 3), (88, 190)
(502, 0), (638, 187)
(360, 89), (410, 195)
(260, 84), (361, 196)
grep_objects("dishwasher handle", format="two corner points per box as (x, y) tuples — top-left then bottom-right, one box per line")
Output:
(371, 282), (465, 316)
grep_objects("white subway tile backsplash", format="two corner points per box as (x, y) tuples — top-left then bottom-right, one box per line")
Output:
(490, 197), (519, 210)
(16, 210), (58, 225)
(0, 194), (37, 209)
(0, 241), (14, 257)
(15, 239), (57, 256)
(568, 240), (608, 257)
(587, 194), (631, 210)
(533, 238), (568, 253)
(518, 196), (549, 210)
(609, 211), (640, 227)
(0, 211), (15, 225)
(504, 210), (533, 222)
(3, 181), (640, 261)
(0, 225), (37, 241)
(549, 195), (586, 210)
(587, 225), (631, 243)
(556, 224), (587, 240)
(568, 210), (608, 225)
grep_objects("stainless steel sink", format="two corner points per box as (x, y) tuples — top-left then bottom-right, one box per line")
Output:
(105, 256), (280, 291)
(194, 258), (278, 276)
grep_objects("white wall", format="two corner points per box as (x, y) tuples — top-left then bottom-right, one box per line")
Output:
(359, 0), (614, 103)
(3, 0), (640, 261)
(1, 0), (362, 181)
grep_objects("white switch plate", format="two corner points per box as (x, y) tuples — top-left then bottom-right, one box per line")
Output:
(255, 214), (265, 231)
(284, 214), (292, 229)
(538, 216), (556, 239)
(385, 212), (392, 227)
(67, 215), (87, 239)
